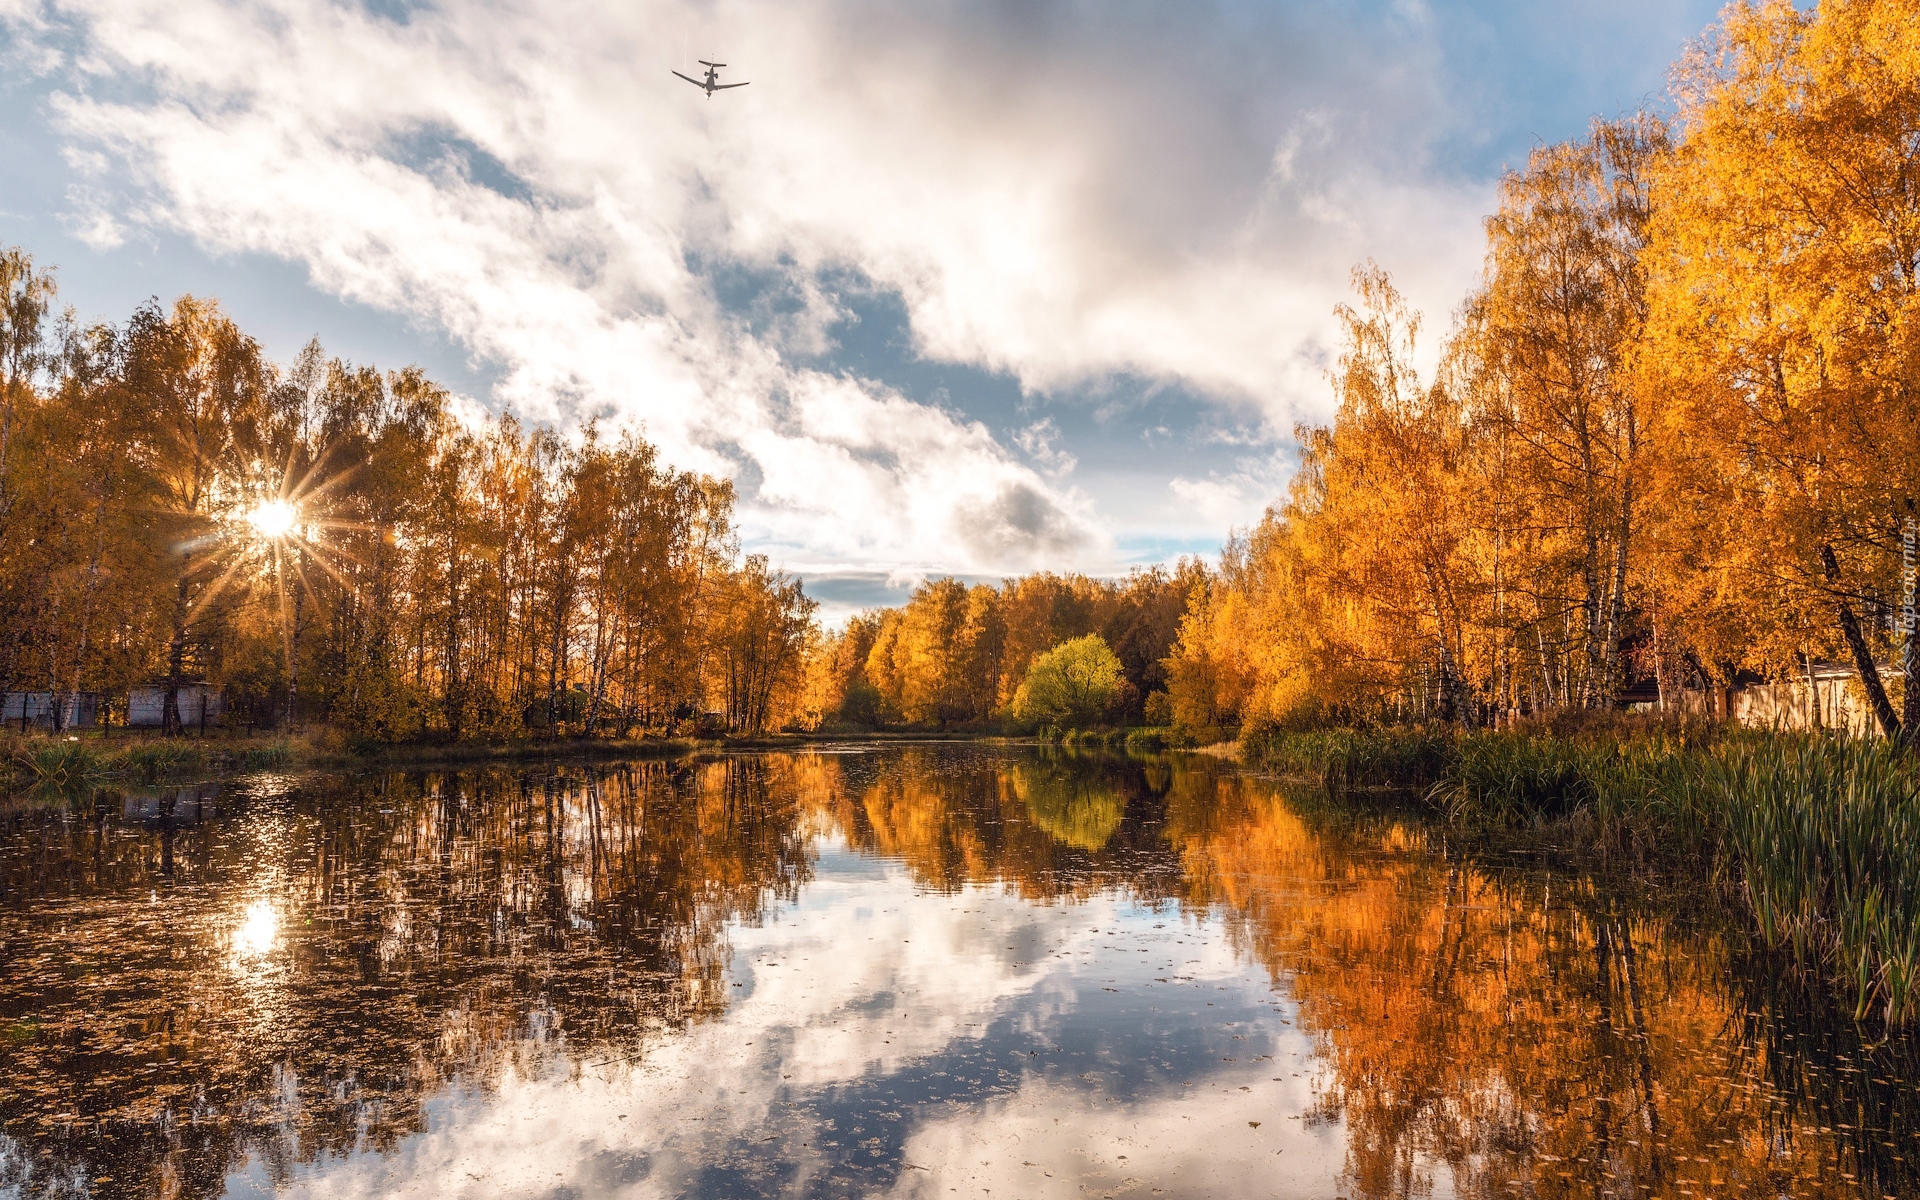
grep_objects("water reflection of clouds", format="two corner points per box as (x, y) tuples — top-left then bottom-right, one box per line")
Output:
(15, 748), (1893, 1199)
(247, 837), (1343, 1199)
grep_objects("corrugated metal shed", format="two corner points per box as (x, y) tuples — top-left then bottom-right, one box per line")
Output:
(126, 685), (226, 728)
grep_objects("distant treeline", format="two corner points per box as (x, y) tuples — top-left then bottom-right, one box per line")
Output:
(0, 267), (813, 739)
(803, 566), (1206, 731)
(1162, 2), (1920, 741)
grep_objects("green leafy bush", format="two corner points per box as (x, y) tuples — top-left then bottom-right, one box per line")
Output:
(1011, 635), (1128, 731)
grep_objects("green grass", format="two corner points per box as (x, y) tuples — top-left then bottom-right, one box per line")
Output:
(112, 740), (205, 781)
(1027, 726), (1129, 749)
(1124, 726), (1171, 751)
(12, 740), (103, 785)
(236, 741), (293, 770)
(1435, 727), (1728, 853)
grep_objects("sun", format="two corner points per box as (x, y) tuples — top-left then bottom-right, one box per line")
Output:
(247, 499), (298, 539)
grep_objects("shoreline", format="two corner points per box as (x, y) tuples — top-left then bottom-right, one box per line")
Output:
(16, 719), (1917, 1026)
(1, 727), (1070, 790)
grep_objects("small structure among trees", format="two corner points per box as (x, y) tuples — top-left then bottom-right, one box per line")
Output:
(0, 692), (98, 731)
(127, 684), (225, 730)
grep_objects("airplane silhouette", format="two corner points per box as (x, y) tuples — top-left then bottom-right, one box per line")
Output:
(673, 61), (749, 97)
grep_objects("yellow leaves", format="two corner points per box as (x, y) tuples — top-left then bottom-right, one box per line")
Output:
(1168, 2), (1920, 726)
(1642, 0), (1920, 691)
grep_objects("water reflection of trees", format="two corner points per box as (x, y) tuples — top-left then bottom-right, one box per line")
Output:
(0, 757), (813, 1199)
(839, 748), (1920, 1198)
(4, 748), (1918, 1200)
(1159, 768), (1920, 1200)
(820, 746), (1186, 902)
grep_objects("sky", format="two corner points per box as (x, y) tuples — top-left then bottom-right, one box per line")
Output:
(0, 0), (1726, 618)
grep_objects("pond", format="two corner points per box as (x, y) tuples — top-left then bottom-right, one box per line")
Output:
(2, 744), (1918, 1199)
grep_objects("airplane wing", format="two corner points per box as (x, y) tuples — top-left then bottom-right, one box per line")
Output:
(672, 70), (705, 87)
(715, 81), (750, 88)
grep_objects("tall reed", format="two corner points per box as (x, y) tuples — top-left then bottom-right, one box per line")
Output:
(1429, 733), (1601, 825)
(1247, 726), (1455, 796)
(1708, 737), (1920, 1027)
(1256, 720), (1920, 1027)
(14, 740), (103, 786)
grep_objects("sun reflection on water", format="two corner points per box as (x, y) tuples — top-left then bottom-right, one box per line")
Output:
(229, 898), (281, 963)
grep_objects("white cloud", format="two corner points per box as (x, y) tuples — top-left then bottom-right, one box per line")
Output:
(1165, 448), (1300, 535)
(1014, 418), (1077, 477)
(1168, 477), (1261, 531)
(56, 183), (124, 249)
(10, 0), (1494, 575)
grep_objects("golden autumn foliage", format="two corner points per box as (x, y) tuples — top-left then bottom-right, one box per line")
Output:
(0, 282), (815, 740)
(1168, 0), (1920, 740)
(1644, 0), (1920, 734)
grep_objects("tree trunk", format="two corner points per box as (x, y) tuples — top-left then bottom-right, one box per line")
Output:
(1904, 626), (1919, 746)
(285, 550), (305, 728)
(1804, 646), (1822, 731)
(1903, 515), (1919, 744)
(1650, 604), (1670, 712)
(163, 573), (190, 737)
(1537, 625), (1561, 712)
(1600, 459), (1634, 708)
(1820, 542), (1900, 739)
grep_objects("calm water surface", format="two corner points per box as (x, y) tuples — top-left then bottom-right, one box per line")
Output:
(3, 745), (1919, 1199)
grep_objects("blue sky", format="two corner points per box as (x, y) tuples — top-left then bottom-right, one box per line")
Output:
(0, 0), (1723, 617)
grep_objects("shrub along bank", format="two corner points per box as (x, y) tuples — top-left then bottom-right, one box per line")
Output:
(1246, 721), (1920, 1028)
(1, 733), (301, 787)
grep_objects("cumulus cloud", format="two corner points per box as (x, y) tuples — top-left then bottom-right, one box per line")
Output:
(1014, 418), (1077, 477)
(5, 0), (1499, 575)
